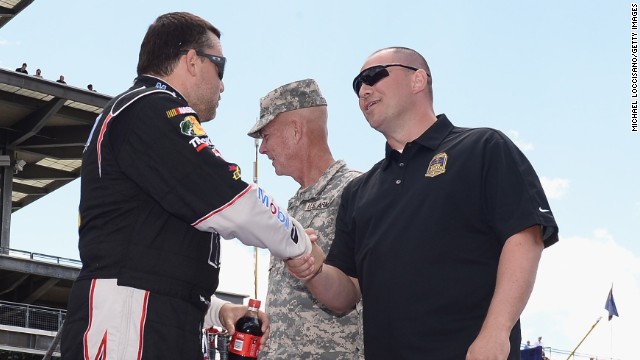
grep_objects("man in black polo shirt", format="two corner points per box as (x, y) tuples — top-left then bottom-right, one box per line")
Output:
(287, 47), (559, 360)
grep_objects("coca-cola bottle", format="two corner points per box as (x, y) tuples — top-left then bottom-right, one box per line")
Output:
(228, 299), (264, 360)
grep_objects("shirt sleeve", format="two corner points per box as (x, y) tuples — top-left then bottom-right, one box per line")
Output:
(481, 130), (559, 247)
(204, 295), (230, 328)
(110, 93), (311, 259)
(325, 178), (360, 278)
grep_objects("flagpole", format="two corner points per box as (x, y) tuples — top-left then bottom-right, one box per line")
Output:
(604, 283), (619, 359)
(565, 317), (602, 360)
(253, 137), (260, 300)
(609, 283), (613, 360)
(610, 319), (613, 360)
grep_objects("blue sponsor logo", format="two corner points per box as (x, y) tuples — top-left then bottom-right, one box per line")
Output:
(257, 187), (299, 244)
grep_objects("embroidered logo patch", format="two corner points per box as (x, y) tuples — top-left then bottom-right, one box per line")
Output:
(189, 136), (213, 152)
(180, 115), (206, 136)
(166, 106), (196, 118)
(228, 164), (241, 180)
(425, 152), (448, 177)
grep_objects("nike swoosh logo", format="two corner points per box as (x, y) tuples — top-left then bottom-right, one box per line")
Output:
(539, 207), (550, 213)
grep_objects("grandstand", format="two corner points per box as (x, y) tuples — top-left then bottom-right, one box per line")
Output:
(0, 61), (106, 358)
(0, 0), (34, 30)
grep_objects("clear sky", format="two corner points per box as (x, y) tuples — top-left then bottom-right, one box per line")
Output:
(1, 1), (637, 359)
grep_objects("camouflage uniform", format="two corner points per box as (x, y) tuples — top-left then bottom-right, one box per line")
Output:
(261, 160), (363, 360)
(248, 79), (364, 359)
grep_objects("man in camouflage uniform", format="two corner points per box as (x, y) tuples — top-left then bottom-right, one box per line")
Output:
(248, 79), (363, 359)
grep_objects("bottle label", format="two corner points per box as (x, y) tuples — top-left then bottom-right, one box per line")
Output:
(229, 332), (261, 358)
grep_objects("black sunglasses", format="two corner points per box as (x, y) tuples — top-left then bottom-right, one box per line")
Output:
(352, 64), (419, 95)
(180, 49), (227, 80)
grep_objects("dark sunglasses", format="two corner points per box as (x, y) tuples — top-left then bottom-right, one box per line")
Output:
(180, 49), (227, 80)
(352, 64), (419, 95)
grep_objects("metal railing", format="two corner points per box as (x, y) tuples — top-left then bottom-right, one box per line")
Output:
(0, 300), (65, 332)
(0, 247), (81, 267)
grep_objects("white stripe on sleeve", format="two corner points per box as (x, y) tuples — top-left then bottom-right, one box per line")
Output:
(193, 184), (311, 259)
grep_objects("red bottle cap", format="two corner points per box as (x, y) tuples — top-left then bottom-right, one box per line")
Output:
(248, 299), (261, 309)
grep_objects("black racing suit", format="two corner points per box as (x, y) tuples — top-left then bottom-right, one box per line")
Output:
(61, 75), (309, 359)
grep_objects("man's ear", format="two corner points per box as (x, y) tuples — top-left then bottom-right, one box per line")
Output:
(411, 69), (429, 94)
(291, 118), (303, 143)
(184, 49), (199, 77)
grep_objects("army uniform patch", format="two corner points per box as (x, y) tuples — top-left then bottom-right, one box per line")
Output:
(303, 200), (332, 211)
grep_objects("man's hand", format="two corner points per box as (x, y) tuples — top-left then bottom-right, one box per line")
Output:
(466, 332), (510, 360)
(305, 228), (318, 246)
(219, 303), (270, 351)
(285, 241), (326, 281)
(285, 233), (360, 315)
(466, 225), (544, 359)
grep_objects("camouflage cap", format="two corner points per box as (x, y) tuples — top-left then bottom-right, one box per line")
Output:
(247, 79), (327, 138)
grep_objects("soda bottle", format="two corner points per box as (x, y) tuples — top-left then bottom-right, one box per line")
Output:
(228, 299), (263, 360)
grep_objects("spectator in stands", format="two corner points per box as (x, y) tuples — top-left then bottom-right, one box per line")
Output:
(524, 340), (531, 349)
(87, 84), (97, 92)
(56, 75), (66, 84)
(535, 336), (547, 358)
(34, 68), (43, 78)
(15, 63), (28, 74)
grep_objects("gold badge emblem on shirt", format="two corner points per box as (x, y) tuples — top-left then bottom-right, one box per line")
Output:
(425, 152), (448, 177)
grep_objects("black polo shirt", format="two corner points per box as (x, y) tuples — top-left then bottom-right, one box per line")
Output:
(326, 114), (558, 360)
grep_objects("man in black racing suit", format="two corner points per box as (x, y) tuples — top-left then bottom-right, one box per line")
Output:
(60, 12), (311, 360)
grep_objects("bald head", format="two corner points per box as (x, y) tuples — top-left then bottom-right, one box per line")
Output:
(370, 47), (429, 72)
(369, 47), (433, 97)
